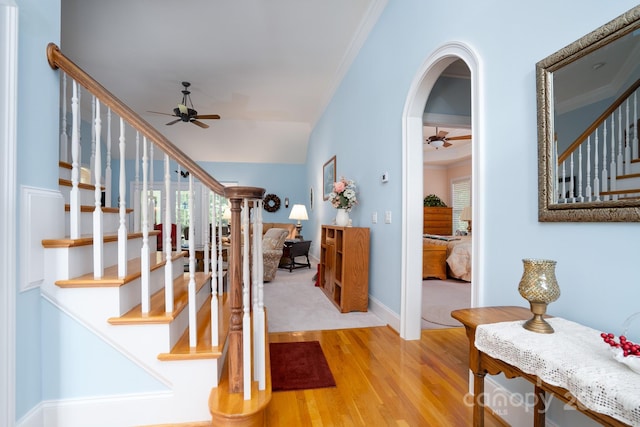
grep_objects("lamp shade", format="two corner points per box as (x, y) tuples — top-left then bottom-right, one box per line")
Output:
(289, 204), (309, 221)
(460, 206), (471, 222)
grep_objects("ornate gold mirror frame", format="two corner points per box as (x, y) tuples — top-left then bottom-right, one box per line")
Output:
(537, 6), (640, 221)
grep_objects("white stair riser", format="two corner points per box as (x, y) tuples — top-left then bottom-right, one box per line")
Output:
(59, 183), (100, 206)
(167, 278), (211, 349)
(627, 162), (640, 175)
(613, 175), (640, 192)
(44, 237), (158, 281)
(65, 210), (124, 235)
(115, 257), (186, 316)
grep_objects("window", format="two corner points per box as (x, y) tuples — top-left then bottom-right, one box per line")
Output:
(451, 177), (471, 233)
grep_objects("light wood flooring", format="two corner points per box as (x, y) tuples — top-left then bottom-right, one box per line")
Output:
(266, 326), (505, 426)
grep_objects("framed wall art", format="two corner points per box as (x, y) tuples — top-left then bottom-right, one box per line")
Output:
(323, 155), (336, 201)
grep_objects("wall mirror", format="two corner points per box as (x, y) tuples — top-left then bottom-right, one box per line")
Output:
(537, 5), (640, 221)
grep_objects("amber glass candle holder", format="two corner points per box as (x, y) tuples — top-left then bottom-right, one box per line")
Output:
(518, 259), (560, 334)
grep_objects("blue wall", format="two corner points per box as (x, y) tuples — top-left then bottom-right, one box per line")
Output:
(15, 0), (60, 419)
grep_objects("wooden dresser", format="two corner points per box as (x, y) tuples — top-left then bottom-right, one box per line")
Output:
(423, 207), (452, 235)
(319, 226), (370, 312)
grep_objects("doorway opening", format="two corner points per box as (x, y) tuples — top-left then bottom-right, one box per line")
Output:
(400, 42), (482, 340)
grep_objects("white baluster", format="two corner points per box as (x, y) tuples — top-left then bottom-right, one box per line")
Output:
(149, 143), (155, 229)
(164, 153), (174, 313)
(69, 80), (81, 239)
(203, 190), (210, 275)
(569, 152), (575, 203)
(90, 96), (96, 185)
(93, 99), (104, 279)
(217, 198), (224, 296)
(141, 136), (150, 314)
(560, 161), (566, 203)
(242, 198), (251, 400)
(617, 107), (624, 176)
(625, 100), (631, 175)
(134, 132), (141, 232)
(105, 108), (112, 208)
(77, 89), (82, 175)
(594, 128), (600, 201)
(634, 91), (639, 160)
(577, 145), (584, 202)
(586, 136), (592, 202)
(610, 117), (617, 201)
(117, 118), (128, 278)
(177, 165), (182, 245)
(211, 193), (219, 348)
(188, 175), (197, 347)
(60, 73), (69, 163)
(254, 199), (265, 391)
(601, 122), (608, 201)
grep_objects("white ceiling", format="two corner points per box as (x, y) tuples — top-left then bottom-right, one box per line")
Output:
(60, 0), (386, 164)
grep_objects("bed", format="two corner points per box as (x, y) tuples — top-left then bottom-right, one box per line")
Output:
(423, 234), (472, 282)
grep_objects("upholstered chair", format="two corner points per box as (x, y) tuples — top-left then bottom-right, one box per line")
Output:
(262, 228), (289, 282)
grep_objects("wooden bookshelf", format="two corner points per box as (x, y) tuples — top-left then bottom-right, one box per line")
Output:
(319, 225), (370, 312)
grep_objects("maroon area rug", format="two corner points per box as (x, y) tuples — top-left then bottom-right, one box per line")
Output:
(269, 341), (336, 391)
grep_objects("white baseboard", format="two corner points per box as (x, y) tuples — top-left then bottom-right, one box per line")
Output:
(483, 376), (562, 427)
(18, 392), (212, 427)
(368, 294), (399, 332)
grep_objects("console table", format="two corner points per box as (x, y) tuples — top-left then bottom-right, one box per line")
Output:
(451, 306), (637, 427)
(278, 240), (311, 272)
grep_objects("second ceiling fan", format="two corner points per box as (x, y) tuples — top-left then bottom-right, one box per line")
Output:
(425, 127), (471, 149)
(148, 81), (220, 129)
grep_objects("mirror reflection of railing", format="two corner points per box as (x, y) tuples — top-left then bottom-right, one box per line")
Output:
(47, 43), (266, 400)
(555, 79), (640, 204)
(537, 5), (640, 222)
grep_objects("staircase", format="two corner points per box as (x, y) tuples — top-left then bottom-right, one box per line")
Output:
(41, 43), (271, 426)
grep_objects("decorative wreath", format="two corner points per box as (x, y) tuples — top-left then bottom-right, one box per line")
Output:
(263, 193), (281, 213)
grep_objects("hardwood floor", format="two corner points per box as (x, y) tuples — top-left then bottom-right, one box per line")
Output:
(266, 326), (505, 426)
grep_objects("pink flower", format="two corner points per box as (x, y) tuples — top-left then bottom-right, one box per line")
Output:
(333, 181), (346, 193)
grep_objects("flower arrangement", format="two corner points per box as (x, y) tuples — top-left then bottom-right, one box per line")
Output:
(329, 177), (358, 212)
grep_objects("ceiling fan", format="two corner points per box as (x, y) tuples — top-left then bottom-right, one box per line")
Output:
(425, 127), (472, 149)
(148, 81), (220, 129)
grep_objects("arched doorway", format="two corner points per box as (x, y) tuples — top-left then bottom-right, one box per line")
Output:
(400, 42), (482, 340)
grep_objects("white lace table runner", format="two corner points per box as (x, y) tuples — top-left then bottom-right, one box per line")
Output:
(475, 318), (640, 426)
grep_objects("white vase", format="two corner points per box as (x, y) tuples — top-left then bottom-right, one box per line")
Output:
(335, 209), (349, 226)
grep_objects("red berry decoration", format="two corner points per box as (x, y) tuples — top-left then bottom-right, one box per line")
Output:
(601, 332), (640, 357)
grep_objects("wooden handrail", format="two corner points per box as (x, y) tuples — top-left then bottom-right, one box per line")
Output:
(558, 78), (640, 164)
(46, 42), (226, 195)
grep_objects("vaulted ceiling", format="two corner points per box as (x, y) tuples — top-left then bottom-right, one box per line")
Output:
(60, 0), (386, 164)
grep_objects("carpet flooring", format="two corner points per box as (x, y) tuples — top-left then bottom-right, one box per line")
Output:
(263, 263), (386, 333)
(421, 278), (471, 329)
(269, 341), (336, 391)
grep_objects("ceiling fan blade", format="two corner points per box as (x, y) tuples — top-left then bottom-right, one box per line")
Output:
(437, 130), (449, 138)
(443, 141), (453, 147)
(191, 120), (209, 129)
(447, 134), (472, 141)
(166, 119), (181, 126)
(194, 114), (221, 120)
(148, 110), (176, 117)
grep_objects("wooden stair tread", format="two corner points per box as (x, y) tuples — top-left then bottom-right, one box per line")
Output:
(42, 230), (161, 248)
(108, 271), (211, 325)
(158, 288), (230, 361)
(55, 251), (186, 287)
(64, 204), (134, 214)
(59, 177), (105, 191)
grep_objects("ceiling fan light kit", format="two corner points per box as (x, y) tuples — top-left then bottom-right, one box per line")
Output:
(425, 127), (471, 149)
(148, 81), (220, 129)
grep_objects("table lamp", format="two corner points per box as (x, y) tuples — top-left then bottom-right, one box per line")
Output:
(460, 206), (472, 233)
(289, 204), (308, 239)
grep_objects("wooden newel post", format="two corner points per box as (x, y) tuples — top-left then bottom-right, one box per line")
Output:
(224, 186), (265, 394)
